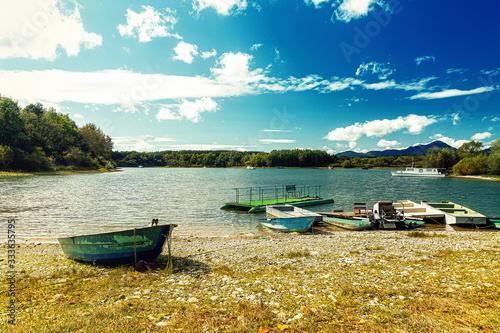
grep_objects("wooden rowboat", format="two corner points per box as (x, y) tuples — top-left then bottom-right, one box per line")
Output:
(259, 216), (315, 232)
(58, 224), (176, 264)
(322, 216), (372, 231)
(266, 204), (323, 224)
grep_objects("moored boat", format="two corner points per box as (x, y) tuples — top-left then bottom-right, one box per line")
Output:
(420, 201), (487, 225)
(391, 167), (446, 177)
(371, 201), (408, 230)
(266, 204), (323, 224)
(259, 216), (315, 232)
(487, 218), (500, 229)
(393, 200), (445, 222)
(322, 216), (372, 230)
(58, 224), (176, 264)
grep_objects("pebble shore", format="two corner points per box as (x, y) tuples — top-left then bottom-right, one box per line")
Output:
(3, 230), (500, 332)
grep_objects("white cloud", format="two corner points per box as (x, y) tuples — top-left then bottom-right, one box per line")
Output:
(324, 115), (437, 145)
(333, 0), (388, 23)
(117, 6), (179, 42)
(114, 139), (255, 152)
(155, 107), (181, 121)
(211, 52), (265, 85)
(409, 87), (495, 100)
(259, 139), (296, 144)
(492, 117), (500, 122)
(323, 146), (335, 155)
(304, 0), (331, 8)
(0, 0), (102, 61)
(173, 41), (199, 64)
(193, 0), (248, 16)
(250, 43), (262, 51)
(156, 98), (218, 123)
(414, 56), (435, 66)
(73, 113), (84, 119)
(428, 134), (468, 149)
(201, 49), (217, 59)
(362, 80), (396, 90)
(274, 47), (284, 64)
(446, 68), (467, 75)
(356, 61), (394, 80)
(377, 139), (399, 148)
(0, 52), (268, 106)
(177, 97), (218, 123)
(113, 135), (177, 152)
(471, 132), (491, 141)
(261, 130), (292, 133)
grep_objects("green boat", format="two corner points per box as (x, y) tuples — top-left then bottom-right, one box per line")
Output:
(487, 218), (500, 229)
(322, 216), (373, 231)
(58, 224), (176, 264)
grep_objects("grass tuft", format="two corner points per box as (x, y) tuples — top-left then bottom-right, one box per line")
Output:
(407, 231), (448, 238)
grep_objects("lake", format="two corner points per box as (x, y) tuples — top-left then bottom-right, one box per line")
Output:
(1, 167), (499, 240)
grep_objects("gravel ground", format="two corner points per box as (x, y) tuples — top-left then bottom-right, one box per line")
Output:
(2, 230), (500, 331)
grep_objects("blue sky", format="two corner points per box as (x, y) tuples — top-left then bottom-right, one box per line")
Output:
(1, 0), (499, 153)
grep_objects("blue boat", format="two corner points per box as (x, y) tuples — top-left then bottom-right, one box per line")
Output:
(58, 224), (176, 264)
(259, 216), (315, 232)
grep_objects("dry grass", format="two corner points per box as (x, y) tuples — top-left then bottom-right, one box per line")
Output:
(1, 233), (500, 332)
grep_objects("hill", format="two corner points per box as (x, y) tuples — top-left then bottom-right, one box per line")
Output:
(337, 140), (453, 158)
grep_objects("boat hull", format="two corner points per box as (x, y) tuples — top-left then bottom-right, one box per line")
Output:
(322, 217), (372, 231)
(259, 216), (315, 232)
(266, 204), (323, 223)
(58, 224), (176, 264)
(391, 171), (446, 177)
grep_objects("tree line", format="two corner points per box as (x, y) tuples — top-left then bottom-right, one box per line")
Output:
(112, 149), (337, 168)
(0, 97), (114, 171)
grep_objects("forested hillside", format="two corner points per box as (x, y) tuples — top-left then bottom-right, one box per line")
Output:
(0, 97), (114, 171)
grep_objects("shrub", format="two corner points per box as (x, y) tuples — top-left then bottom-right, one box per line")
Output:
(0, 145), (13, 169)
(487, 153), (500, 175)
(452, 154), (488, 175)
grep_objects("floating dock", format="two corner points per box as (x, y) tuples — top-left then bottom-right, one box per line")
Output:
(220, 185), (334, 213)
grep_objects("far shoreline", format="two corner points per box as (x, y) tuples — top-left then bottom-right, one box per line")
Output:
(0, 168), (120, 177)
(2, 167), (500, 182)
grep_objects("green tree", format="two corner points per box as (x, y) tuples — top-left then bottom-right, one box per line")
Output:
(422, 147), (458, 169)
(457, 141), (483, 159)
(80, 123), (113, 160)
(0, 145), (14, 169)
(22, 105), (81, 163)
(0, 97), (25, 148)
(342, 160), (354, 168)
(487, 139), (500, 175)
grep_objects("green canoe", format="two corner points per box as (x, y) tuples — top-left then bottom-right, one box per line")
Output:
(58, 224), (176, 264)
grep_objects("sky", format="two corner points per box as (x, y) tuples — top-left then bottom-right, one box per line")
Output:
(0, 0), (499, 153)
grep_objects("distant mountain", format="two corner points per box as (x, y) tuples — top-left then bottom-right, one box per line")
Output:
(337, 140), (453, 158)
